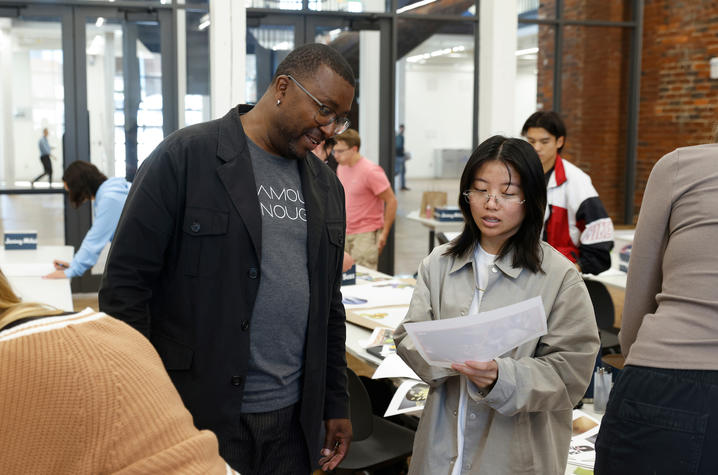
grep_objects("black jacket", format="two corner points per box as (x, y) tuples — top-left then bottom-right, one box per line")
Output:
(99, 105), (349, 465)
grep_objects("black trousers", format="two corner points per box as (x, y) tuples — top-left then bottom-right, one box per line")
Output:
(595, 365), (718, 475)
(220, 403), (311, 475)
(33, 154), (52, 183)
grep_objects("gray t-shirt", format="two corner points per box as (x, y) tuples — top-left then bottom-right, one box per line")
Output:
(241, 139), (310, 412)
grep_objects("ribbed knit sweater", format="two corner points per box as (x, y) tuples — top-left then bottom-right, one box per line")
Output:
(0, 309), (238, 474)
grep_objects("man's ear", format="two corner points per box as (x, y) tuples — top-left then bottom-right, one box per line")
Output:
(556, 136), (565, 150)
(274, 76), (289, 100)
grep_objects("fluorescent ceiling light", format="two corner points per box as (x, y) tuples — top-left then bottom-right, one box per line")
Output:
(406, 45), (466, 63)
(198, 14), (210, 31)
(515, 47), (539, 56)
(397, 0), (438, 14)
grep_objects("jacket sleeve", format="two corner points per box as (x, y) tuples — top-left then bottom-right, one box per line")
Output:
(473, 272), (599, 415)
(98, 147), (182, 337)
(576, 196), (614, 275)
(394, 252), (458, 387)
(323, 186), (350, 420)
(65, 192), (125, 278)
(618, 152), (673, 357)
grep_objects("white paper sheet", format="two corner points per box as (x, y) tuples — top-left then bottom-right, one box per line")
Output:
(403, 296), (547, 368)
(341, 280), (415, 309)
(371, 353), (420, 381)
(384, 379), (428, 417)
(1, 262), (55, 277)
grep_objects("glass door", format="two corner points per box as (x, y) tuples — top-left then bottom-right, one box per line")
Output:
(0, 7), (65, 191)
(76, 6), (171, 181)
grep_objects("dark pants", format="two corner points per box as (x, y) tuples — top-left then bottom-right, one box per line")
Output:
(32, 154), (53, 184)
(220, 403), (310, 475)
(595, 365), (718, 475)
(395, 155), (407, 189)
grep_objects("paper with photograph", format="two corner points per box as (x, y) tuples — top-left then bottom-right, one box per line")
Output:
(403, 296), (547, 368)
(568, 409), (602, 469)
(384, 379), (429, 417)
(341, 280), (415, 309)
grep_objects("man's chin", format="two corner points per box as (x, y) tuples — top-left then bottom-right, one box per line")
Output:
(286, 141), (307, 160)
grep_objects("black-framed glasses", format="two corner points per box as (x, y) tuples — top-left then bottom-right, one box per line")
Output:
(284, 75), (351, 135)
(462, 189), (525, 207)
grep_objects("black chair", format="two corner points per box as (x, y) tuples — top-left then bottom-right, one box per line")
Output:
(334, 369), (416, 474)
(584, 279), (620, 354)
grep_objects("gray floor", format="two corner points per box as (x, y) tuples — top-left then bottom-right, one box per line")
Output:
(0, 177), (461, 282)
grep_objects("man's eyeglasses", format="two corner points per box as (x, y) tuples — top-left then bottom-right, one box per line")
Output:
(462, 189), (525, 207)
(284, 75), (351, 135)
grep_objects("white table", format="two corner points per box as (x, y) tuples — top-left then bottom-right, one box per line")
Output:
(0, 245), (74, 311)
(406, 210), (464, 252)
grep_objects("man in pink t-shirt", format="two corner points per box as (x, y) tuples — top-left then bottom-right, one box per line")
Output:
(334, 129), (397, 269)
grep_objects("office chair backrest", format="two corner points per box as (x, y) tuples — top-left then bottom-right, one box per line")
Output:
(346, 369), (374, 441)
(584, 279), (615, 331)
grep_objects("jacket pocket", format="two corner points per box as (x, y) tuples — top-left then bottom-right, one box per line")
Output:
(181, 207), (229, 276)
(326, 221), (345, 248)
(153, 334), (194, 371)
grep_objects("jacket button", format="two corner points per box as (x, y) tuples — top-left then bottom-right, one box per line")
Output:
(241, 320), (249, 331)
(248, 267), (258, 279)
(453, 410), (458, 416)
(190, 221), (201, 233)
(231, 376), (243, 386)
(338, 235), (344, 245)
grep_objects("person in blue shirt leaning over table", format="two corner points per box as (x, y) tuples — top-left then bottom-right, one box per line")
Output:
(44, 161), (130, 279)
(394, 135), (599, 475)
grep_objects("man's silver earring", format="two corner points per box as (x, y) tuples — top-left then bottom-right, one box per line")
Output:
(276, 99), (281, 106)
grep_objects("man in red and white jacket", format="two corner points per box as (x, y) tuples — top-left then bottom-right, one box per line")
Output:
(522, 111), (614, 275)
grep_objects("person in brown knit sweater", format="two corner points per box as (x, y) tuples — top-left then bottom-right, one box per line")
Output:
(0, 269), (238, 474)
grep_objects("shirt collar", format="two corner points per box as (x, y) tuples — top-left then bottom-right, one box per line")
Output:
(449, 245), (523, 279)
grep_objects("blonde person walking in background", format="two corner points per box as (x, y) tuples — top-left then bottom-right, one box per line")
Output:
(334, 128), (397, 269)
(0, 268), (237, 474)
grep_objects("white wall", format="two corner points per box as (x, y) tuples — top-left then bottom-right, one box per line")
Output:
(403, 63), (474, 178)
(514, 65), (538, 136)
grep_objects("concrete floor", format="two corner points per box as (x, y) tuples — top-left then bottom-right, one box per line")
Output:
(0, 177), (463, 307)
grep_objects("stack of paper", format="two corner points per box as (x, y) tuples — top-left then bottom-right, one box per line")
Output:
(371, 297), (548, 418)
(568, 410), (601, 469)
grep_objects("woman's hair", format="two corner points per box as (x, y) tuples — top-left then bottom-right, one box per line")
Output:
(445, 135), (547, 273)
(0, 269), (62, 329)
(63, 161), (107, 208)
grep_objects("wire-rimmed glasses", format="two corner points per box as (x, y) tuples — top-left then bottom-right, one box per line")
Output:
(284, 75), (351, 135)
(462, 189), (526, 207)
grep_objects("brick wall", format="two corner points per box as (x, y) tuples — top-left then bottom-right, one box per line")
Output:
(536, 0), (718, 223)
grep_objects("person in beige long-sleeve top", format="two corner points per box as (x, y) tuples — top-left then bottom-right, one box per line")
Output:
(0, 269), (238, 474)
(595, 143), (718, 474)
(394, 136), (599, 475)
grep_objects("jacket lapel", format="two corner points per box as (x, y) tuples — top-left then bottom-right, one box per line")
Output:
(215, 106), (262, 259)
(299, 154), (327, 275)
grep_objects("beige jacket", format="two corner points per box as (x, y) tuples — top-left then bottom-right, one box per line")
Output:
(394, 242), (599, 475)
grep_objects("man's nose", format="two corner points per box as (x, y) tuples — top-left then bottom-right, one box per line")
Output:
(318, 122), (335, 138)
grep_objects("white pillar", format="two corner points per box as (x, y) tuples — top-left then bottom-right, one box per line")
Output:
(358, 30), (381, 163)
(0, 21), (15, 185)
(176, 0), (187, 127)
(209, 0), (246, 118)
(479, 0), (517, 141)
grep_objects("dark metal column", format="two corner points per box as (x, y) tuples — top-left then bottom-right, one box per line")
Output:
(378, 16), (395, 276)
(624, 0), (643, 224)
(123, 22), (140, 181)
(160, 8), (179, 136)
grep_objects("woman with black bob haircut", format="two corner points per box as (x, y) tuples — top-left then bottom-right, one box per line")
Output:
(447, 136), (546, 272)
(394, 135), (599, 475)
(44, 161), (131, 280)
